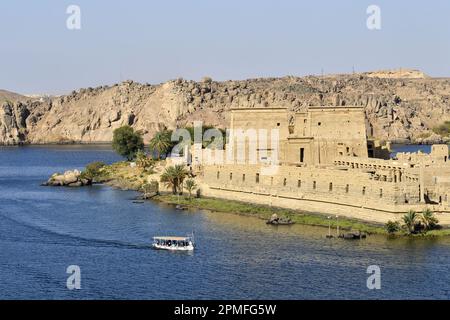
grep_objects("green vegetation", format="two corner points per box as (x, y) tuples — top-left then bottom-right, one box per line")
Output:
(184, 179), (197, 199)
(182, 125), (226, 149)
(154, 194), (386, 234)
(112, 125), (144, 161)
(385, 209), (441, 236)
(402, 210), (418, 234)
(95, 160), (154, 190)
(135, 150), (155, 172)
(148, 129), (173, 160)
(432, 121), (450, 137)
(385, 220), (401, 234)
(160, 165), (190, 194)
(147, 125), (226, 161)
(420, 208), (439, 231)
(141, 180), (159, 199)
(80, 161), (106, 181)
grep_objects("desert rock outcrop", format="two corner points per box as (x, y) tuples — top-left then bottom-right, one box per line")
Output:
(1, 69), (450, 145)
(43, 169), (91, 187)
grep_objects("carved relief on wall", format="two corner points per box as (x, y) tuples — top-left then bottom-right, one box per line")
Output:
(288, 114), (295, 134)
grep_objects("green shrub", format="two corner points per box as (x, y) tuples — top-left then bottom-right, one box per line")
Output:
(385, 220), (401, 234)
(420, 209), (439, 231)
(81, 161), (106, 181)
(135, 150), (155, 171)
(141, 180), (159, 198)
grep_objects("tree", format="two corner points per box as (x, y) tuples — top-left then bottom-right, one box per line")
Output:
(160, 167), (176, 194)
(173, 164), (189, 191)
(149, 130), (173, 160)
(135, 150), (154, 171)
(420, 209), (439, 231)
(112, 126), (144, 161)
(385, 220), (401, 234)
(160, 165), (189, 195)
(402, 210), (418, 234)
(184, 179), (197, 199)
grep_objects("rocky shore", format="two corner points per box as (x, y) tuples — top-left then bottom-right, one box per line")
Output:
(42, 169), (92, 187)
(40, 157), (450, 237)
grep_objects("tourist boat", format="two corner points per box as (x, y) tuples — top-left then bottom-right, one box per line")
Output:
(152, 234), (195, 251)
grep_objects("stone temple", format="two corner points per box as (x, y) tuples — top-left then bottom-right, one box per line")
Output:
(181, 106), (450, 224)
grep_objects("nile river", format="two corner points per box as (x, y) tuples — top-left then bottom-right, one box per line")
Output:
(0, 145), (449, 299)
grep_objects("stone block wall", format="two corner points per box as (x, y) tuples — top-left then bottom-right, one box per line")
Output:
(201, 164), (421, 210)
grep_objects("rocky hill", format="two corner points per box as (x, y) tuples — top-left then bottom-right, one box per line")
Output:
(363, 69), (429, 79)
(0, 89), (29, 104)
(1, 70), (450, 145)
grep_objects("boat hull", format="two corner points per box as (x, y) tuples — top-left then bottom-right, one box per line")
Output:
(152, 244), (194, 251)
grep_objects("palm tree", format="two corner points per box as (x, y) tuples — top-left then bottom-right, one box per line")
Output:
(385, 220), (401, 234)
(402, 210), (418, 234)
(184, 179), (197, 199)
(149, 130), (172, 160)
(160, 166), (178, 194)
(160, 165), (189, 195)
(173, 164), (189, 194)
(421, 209), (439, 231)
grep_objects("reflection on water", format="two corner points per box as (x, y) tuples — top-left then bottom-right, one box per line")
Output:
(0, 145), (450, 299)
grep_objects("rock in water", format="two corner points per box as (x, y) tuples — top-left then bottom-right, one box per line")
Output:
(42, 169), (92, 187)
(267, 214), (294, 225)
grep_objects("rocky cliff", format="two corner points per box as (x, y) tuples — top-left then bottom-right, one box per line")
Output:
(1, 70), (450, 145)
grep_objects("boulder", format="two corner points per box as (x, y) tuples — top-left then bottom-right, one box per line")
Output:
(266, 214), (294, 225)
(42, 169), (91, 187)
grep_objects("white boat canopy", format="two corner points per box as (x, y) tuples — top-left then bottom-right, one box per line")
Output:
(153, 236), (191, 241)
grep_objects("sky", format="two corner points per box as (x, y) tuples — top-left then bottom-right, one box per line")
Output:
(0, 0), (449, 95)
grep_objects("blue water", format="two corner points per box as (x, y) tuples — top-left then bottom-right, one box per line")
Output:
(1, 145), (450, 300)
(391, 144), (432, 157)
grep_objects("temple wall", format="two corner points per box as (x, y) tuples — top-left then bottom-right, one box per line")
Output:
(187, 107), (450, 223)
(201, 164), (422, 208)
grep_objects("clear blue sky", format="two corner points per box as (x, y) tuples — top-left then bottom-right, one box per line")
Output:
(1, 0), (449, 94)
